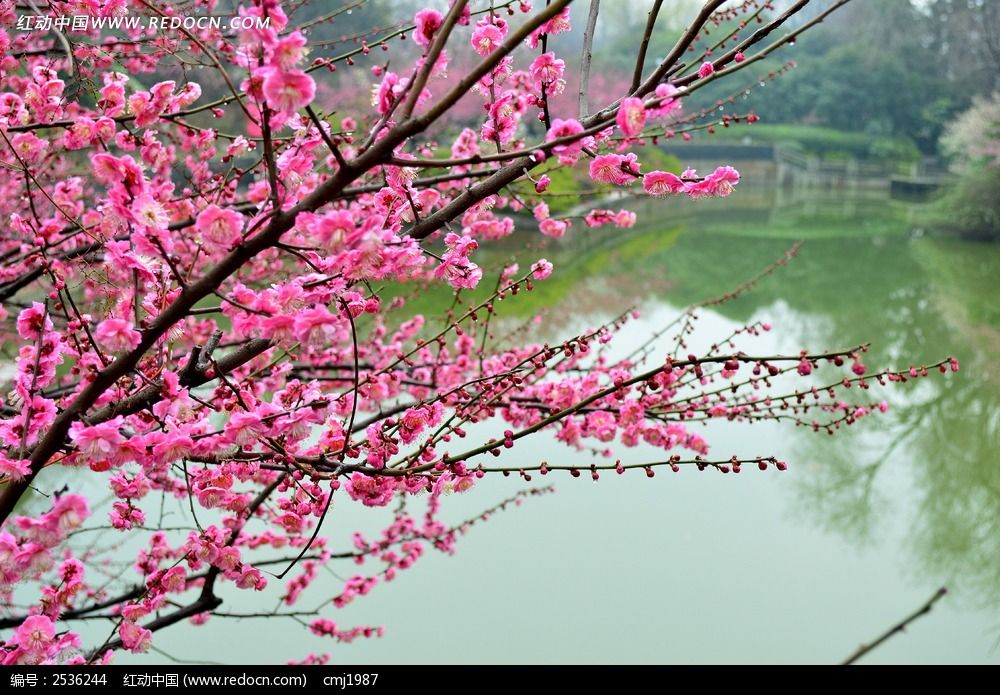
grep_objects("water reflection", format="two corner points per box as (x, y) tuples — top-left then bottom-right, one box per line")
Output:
(469, 187), (1000, 613)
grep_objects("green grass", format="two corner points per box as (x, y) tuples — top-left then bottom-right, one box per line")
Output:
(711, 124), (921, 163)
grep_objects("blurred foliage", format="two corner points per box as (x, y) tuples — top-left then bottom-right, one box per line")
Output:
(650, 0), (999, 157)
(928, 165), (1000, 241)
(744, 42), (962, 155)
(939, 93), (1000, 173)
(931, 94), (1000, 239)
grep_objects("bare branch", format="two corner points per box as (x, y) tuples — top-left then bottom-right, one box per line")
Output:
(630, 0), (663, 93)
(578, 0), (602, 118)
(842, 588), (948, 665)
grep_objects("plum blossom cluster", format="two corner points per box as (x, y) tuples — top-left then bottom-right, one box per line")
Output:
(0, 0), (935, 664)
(643, 166), (742, 199)
(1, 495), (88, 664)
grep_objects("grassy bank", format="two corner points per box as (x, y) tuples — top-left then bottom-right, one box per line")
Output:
(709, 124), (921, 164)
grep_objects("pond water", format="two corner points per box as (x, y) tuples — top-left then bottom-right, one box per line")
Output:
(71, 185), (1000, 665)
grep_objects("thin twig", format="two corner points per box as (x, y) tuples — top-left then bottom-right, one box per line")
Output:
(842, 588), (948, 665)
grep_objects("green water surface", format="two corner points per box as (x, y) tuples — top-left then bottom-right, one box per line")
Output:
(93, 186), (1000, 664)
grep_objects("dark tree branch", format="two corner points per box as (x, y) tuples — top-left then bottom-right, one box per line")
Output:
(630, 0), (663, 93)
(842, 588), (948, 665)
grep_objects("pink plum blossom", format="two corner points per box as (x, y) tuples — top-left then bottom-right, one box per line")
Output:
(262, 69), (316, 116)
(95, 318), (142, 353)
(195, 204), (244, 251)
(616, 97), (647, 138)
(413, 9), (444, 48)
